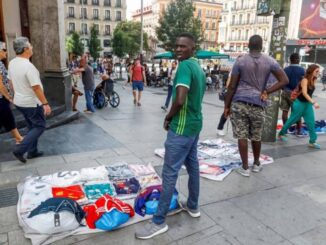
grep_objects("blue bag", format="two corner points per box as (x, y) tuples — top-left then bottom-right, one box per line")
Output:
(95, 209), (130, 231)
(145, 191), (178, 215)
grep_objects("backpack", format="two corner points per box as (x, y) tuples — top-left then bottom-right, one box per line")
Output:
(26, 198), (85, 234)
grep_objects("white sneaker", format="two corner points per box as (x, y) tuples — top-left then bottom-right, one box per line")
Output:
(236, 167), (250, 177)
(217, 129), (225, 136)
(252, 164), (262, 173)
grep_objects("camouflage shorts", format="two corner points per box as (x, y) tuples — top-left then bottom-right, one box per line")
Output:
(279, 90), (292, 111)
(230, 102), (265, 141)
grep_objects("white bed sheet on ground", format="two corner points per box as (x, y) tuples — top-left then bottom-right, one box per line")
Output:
(155, 138), (274, 181)
(16, 164), (178, 245)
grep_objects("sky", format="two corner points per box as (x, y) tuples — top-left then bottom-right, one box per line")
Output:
(126, 0), (152, 20)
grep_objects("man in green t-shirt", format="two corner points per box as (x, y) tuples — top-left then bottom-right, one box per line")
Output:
(136, 33), (206, 239)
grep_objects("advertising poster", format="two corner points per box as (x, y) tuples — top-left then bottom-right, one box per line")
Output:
(299, 0), (326, 38)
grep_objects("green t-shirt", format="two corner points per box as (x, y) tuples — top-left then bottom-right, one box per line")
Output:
(169, 57), (206, 136)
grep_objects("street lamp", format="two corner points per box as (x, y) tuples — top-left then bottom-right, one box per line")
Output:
(140, 0), (144, 63)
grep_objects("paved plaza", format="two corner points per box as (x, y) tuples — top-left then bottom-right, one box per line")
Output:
(1, 80), (326, 245)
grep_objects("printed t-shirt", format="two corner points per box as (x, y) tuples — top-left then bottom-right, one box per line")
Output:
(169, 57), (206, 136)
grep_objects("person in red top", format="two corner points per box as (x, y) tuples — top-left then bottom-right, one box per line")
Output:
(129, 58), (147, 106)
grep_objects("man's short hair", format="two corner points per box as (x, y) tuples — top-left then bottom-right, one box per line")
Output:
(177, 33), (195, 44)
(248, 35), (263, 51)
(289, 53), (300, 64)
(13, 37), (30, 55)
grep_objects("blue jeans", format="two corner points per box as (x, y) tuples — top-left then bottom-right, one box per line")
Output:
(84, 88), (95, 112)
(164, 85), (173, 108)
(15, 105), (46, 155)
(153, 130), (200, 225)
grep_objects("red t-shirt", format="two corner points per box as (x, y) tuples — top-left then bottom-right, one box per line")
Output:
(131, 65), (144, 82)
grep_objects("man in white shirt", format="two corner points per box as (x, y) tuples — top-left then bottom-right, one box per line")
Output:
(8, 37), (51, 163)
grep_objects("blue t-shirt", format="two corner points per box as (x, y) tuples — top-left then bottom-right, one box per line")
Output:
(231, 53), (281, 107)
(283, 65), (305, 91)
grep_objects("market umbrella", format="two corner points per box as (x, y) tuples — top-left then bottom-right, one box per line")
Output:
(153, 52), (174, 59)
(195, 50), (230, 59)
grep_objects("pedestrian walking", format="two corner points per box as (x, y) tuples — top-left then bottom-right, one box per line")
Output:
(321, 68), (326, 91)
(278, 64), (321, 149)
(129, 58), (147, 106)
(135, 33), (206, 239)
(8, 37), (52, 163)
(0, 41), (23, 144)
(69, 56), (79, 87)
(72, 57), (96, 114)
(280, 53), (305, 135)
(224, 35), (288, 177)
(161, 61), (177, 111)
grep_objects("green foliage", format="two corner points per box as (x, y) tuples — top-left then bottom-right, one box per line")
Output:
(65, 31), (84, 57)
(156, 0), (204, 51)
(112, 21), (149, 58)
(89, 25), (103, 60)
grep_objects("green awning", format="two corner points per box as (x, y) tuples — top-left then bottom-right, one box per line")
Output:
(153, 52), (174, 59)
(195, 50), (229, 59)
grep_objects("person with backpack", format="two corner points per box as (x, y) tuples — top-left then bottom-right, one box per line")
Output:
(129, 58), (147, 106)
(278, 64), (321, 149)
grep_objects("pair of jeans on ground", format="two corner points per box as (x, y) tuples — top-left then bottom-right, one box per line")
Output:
(152, 130), (200, 225)
(15, 105), (46, 156)
(164, 85), (173, 108)
(279, 99), (317, 143)
(84, 88), (95, 112)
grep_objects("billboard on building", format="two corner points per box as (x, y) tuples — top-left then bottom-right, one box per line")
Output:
(299, 0), (326, 38)
(256, 0), (281, 16)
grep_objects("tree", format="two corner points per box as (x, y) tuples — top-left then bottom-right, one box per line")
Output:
(65, 31), (84, 58)
(112, 21), (149, 58)
(88, 25), (103, 60)
(156, 0), (204, 52)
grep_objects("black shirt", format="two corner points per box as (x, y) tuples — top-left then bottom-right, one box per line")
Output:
(298, 86), (315, 102)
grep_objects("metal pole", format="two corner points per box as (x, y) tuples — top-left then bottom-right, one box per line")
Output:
(81, 0), (85, 52)
(140, 0), (144, 63)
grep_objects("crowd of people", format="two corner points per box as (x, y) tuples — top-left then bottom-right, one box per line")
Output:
(0, 33), (325, 240)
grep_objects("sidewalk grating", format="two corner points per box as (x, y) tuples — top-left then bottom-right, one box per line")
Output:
(0, 187), (18, 208)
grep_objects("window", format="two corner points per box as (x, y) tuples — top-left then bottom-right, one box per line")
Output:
(105, 10), (110, 20)
(198, 9), (201, 17)
(67, 0), (75, 3)
(81, 8), (87, 18)
(206, 9), (209, 17)
(80, 0), (87, 4)
(68, 7), (74, 17)
(245, 29), (249, 40)
(212, 22), (216, 30)
(81, 23), (88, 34)
(103, 39), (111, 47)
(232, 15), (235, 24)
(93, 24), (99, 32)
(104, 0), (111, 6)
(247, 13), (250, 24)
(211, 33), (215, 41)
(238, 30), (241, 39)
(116, 0), (121, 7)
(68, 23), (75, 32)
(233, 1), (236, 9)
(205, 21), (209, 29)
(239, 14), (242, 24)
(92, 0), (99, 5)
(93, 9), (99, 19)
(116, 11), (121, 21)
(105, 25), (111, 35)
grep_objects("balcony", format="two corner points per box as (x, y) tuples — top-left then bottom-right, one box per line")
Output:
(92, 1), (99, 5)
(103, 32), (111, 36)
(66, 30), (75, 34)
(116, 17), (122, 21)
(104, 17), (111, 21)
(67, 14), (75, 18)
(80, 31), (88, 35)
(116, 4), (122, 8)
(93, 16), (99, 20)
(80, 15), (88, 19)
(104, 1), (111, 6)
(66, 0), (75, 3)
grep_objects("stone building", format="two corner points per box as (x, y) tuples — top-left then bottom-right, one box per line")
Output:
(218, 0), (273, 53)
(64, 0), (127, 57)
(132, 0), (223, 56)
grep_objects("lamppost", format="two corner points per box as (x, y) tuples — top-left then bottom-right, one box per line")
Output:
(140, 0), (144, 64)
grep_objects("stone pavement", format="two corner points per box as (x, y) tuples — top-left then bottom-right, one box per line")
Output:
(1, 80), (326, 245)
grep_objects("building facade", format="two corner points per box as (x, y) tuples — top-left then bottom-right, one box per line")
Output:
(64, 0), (127, 57)
(218, 0), (273, 53)
(132, 0), (223, 57)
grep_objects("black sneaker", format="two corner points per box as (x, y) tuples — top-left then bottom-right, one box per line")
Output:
(27, 151), (44, 159)
(13, 152), (26, 163)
